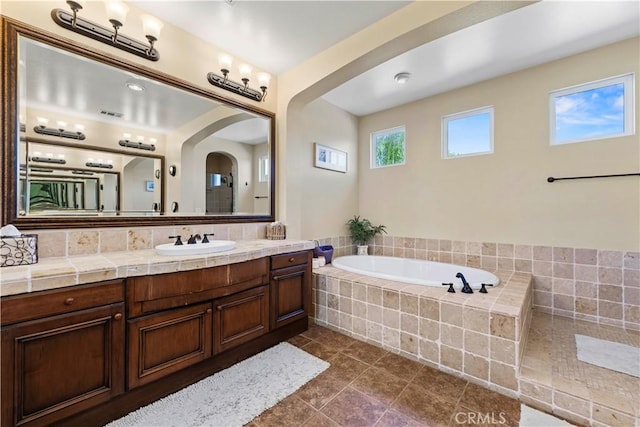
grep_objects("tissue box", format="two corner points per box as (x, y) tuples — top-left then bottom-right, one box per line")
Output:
(1, 234), (38, 267)
(266, 222), (286, 240)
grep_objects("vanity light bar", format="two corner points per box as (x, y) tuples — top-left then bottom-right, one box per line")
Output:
(30, 168), (55, 173)
(31, 156), (67, 165)
(34, 125), (86, 140)
(86, 162), (114, 169)
(51, 8), (160, 62)
(118, 139), (156, 151)
(207, 72), (264, 102)
(72, 170), (94, 175)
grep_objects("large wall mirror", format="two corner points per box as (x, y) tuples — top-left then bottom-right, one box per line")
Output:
(2, 18), (275, 229)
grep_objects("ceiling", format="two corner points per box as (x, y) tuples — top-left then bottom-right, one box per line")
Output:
(131, 0), (410, 75)
(134, 0), (640, 117)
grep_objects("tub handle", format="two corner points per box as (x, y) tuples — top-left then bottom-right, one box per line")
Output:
(480, 283), (494, 294)
(442, 283), (455, 293)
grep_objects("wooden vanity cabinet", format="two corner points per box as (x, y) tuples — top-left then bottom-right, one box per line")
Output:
(270, 251), (312, 329)
(125, 257), (270, 388)
(214, 285), (269, 353)
(127, 302), (213, 389)
(0, 280), (125, 427)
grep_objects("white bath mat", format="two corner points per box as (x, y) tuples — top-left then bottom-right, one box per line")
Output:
(519, 404), (571, 426)
(575, 334), (640, 378)
(106, 342), (329, 427)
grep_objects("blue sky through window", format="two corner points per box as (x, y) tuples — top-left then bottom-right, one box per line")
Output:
(447, 112), (492, 157)
(554, 83), (624, 143)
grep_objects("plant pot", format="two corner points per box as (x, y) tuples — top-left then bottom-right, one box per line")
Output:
(357, 245), (369, 255)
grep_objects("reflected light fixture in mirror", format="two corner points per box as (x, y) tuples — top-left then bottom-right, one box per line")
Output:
(34, 117), (86, 140)
(51, 0), (163, 61)
(207, 54), (269, 102)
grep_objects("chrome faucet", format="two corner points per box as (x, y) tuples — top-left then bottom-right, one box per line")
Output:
(456, 272), (473, 294)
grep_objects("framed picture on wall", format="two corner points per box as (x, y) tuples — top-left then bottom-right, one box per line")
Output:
(314, 143), (347, 173)
(145, 181), (155, 192)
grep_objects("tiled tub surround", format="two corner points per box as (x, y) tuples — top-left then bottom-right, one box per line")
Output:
(0, 238), (315, 297)
(312, 265), (533, 398)
(315, 235), (640, 331)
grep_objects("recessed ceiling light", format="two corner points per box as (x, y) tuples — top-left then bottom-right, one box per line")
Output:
(394, 72), (411, 84)
(126, 81), (145, 92)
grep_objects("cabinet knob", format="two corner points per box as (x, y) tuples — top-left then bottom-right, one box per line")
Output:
(113, 313), (123, 320)
(289, 257), (295, 263)
(206, 308), (212, 313)
(64, 297), (74, 305)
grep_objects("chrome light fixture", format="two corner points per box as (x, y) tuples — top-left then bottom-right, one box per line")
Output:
(34, 119), (86, 140)
(51, 0), (163, 62)
(207, 54), (270, 102)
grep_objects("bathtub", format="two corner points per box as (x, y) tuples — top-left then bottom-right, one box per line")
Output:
(331, 255), (499, 289)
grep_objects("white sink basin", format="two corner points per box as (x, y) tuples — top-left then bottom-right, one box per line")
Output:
(155, 240), (236, 256)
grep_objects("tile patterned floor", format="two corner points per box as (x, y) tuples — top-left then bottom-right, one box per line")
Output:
(248, 325), (522, 427)
(520, 311), (639, 425)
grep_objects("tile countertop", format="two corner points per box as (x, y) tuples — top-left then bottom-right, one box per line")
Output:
(0, 239), (315, 297)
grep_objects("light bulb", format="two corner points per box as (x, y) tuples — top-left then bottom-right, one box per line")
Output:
(219, 54), (233, 73)
(239, 64), (252, 79)
(105, 0), (129, 27)
(258, 72), (271, 88)
(141, 14), (163, 41)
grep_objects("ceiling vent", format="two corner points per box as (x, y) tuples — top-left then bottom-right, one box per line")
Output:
(100, 109), (124, 118)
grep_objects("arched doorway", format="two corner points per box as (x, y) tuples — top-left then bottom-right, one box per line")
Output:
(206, 152), (236, 213)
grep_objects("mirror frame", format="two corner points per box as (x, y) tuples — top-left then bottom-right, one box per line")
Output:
(1, 17), (276, 229)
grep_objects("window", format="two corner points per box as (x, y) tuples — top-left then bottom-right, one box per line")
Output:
(550, 74), (635, 145)
(258, 155), (269, 182)
(442, 106), (494, 158)
(370, 126), (405, 168)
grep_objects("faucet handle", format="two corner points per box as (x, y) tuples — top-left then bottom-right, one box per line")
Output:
(442, 283), (455, 293)
(169, 235), (183, 246)
(202, 233), (215, 243)
(479, 283), (494, 294)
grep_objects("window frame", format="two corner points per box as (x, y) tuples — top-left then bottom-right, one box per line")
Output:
(370, 125), (406, 169)
(549, 73), (635, 146)
(258, 154), (269, 183)
(441, 106), (494, 159)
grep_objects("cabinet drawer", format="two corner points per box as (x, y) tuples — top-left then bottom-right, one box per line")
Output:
(271, 251), (311, 270)
(1, 280), (124, 326)
(127, 259), (269, 317)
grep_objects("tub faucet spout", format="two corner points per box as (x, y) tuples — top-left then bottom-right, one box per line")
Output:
(456, 272), (473, 294)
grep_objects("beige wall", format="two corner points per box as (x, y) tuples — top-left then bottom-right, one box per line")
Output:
(298, 98), (359, 240)
(1, 1), (277, 112)
(277, 1), (530, 238)
(358, 37), (640, 252)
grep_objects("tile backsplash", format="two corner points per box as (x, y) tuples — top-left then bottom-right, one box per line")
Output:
(30, 223), (269, 259)
(315, 235), (639, 331)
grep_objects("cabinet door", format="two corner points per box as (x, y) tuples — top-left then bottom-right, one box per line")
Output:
(127, 303), (212, 389)
(1, 304), (125, 427)
(214, 285), (269, 353)
(270, 263), (311, 330)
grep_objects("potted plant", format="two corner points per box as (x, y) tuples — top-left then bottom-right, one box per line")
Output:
(347, 215), (387, 255)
